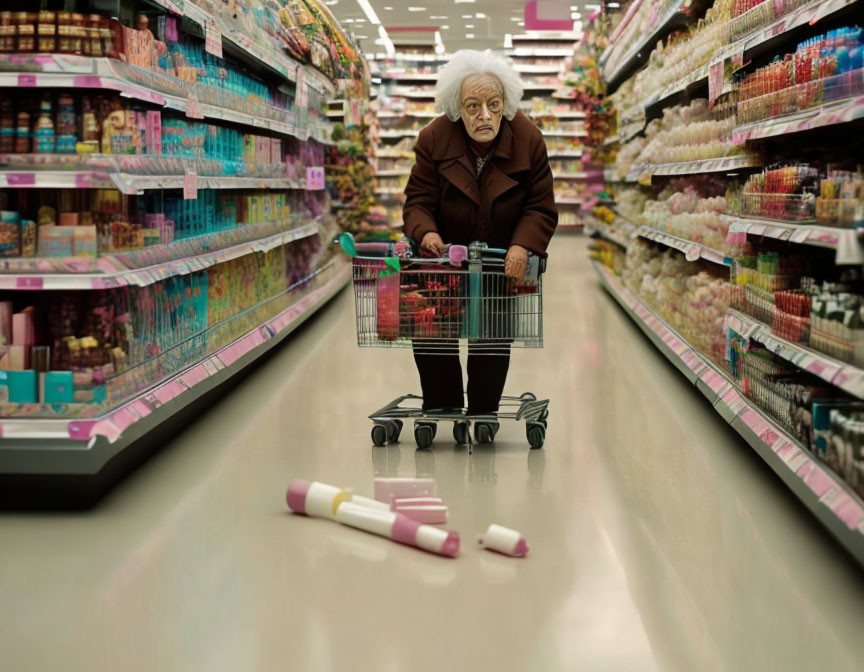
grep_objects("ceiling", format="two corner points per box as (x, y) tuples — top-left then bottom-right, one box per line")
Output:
(323, 0), (611, 55)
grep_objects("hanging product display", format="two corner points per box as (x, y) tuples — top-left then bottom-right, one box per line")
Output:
(588, 0), (864, 565)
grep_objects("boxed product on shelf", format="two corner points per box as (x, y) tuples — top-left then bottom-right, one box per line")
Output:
(812, 401), (864, 498)
(736, 26), (864, 125)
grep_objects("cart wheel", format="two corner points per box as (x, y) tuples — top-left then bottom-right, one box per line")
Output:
(453, 421), (469, 445)
(415, 424), (434, 449)
(527, 423), (545, 450)
(475, 422), (496, 444)
(371, 424), (387, 447)
(520, 392), (537, 401)
(387, 420), (403, 443)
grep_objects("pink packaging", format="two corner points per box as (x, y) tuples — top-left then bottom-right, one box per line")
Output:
(146, 111), (162, 155)
(0, 301), (12, 345)
(373, 477), (436, 503)
(12, 311), (35, 346)
(7, 344), (27, 370)
(271, 138), (282, 165)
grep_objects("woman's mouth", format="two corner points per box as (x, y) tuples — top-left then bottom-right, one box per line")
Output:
(476, 126), (493, 133)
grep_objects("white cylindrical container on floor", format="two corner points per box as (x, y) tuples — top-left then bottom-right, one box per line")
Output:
(478, 524), (529, 557)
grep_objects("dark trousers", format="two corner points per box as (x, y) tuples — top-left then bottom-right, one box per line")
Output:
(413, 341), (510, 414)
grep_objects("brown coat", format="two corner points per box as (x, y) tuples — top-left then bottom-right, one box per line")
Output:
(402, 111), (558, 256)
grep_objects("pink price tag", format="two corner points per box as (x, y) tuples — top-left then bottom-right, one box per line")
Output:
(8, 173), (35, 186)
(16, 277), (43, 290)
(306, 166), (326, 190)
(68, 420), (97, 441)
(708, 60), (723, 107)
(73, 75), (102, 88)
(204, 19), (223, 58)
(807, 359), (826, 376)
(17, 74), (36, 87)
(75, 173), (95, 188)
(186, 95), (204, 120)
(165, 17), (179, 42)
(184, 172), (198, 200)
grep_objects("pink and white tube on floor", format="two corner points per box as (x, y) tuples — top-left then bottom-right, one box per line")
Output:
(286, 478), (389, 520)
(335, 502), (460, 558)
(477, 524), (529, 557)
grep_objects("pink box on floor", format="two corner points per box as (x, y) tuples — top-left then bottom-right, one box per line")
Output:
(390, 497), (448, 524)
(374, 477), (437, 503)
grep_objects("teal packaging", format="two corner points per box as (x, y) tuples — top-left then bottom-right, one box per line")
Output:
(44, 371), (75, 403)
(6, 370), (38, 403)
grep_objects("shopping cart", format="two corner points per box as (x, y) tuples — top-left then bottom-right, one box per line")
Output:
(342, 233), (550, 450)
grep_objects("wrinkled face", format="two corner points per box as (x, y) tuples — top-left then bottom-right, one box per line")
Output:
(459, 74), (504, 143)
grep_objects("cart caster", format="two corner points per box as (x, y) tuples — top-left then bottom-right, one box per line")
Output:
(527, 422), (545, 450)
(520, 392), (537, 401)
(475, 422), (499, 444)
(371, 424), (387, 447)
(453, 421), (470, 445)
(387, 420), (403, 444)
(537, 409), (549, 429)
(414, 423), (435, 449)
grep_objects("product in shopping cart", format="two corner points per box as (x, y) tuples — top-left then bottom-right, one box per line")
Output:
(477, 524), (529, 557)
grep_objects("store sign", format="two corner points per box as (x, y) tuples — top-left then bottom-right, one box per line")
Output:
(306, 167), (325, 191)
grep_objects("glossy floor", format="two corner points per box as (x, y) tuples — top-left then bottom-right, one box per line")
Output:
(2, 235), (864, 672)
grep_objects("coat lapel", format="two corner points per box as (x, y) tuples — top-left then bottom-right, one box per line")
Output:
(431, 119), (480, 205)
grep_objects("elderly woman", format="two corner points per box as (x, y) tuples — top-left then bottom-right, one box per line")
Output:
(403, 49), (557, 423)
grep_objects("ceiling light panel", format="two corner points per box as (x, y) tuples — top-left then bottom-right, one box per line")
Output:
(356, 0), (381, 24)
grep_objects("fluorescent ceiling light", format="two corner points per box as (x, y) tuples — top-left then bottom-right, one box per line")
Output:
(517, 21), (524, 26)
(324, 0), (338, 5)
(408, 6), (426, 11)
(434, 30), (446, 55)
(461, 14), (473, 18)
(441, 24), (450, 29)
(355, 34), (368, 39)
(475, 12), (486, 18)
(454, 0), (476, 3)
(377, 24), (394, 57)
(384, 6), (393, 10)
(355, 18), (366, 23)
(510, 16), (521, 21)
(503, 33), (513, 48)
(357, 0), (382, 24)
(465, 24), (474, 28)
(343, 18), (353, 23)
(584, 3), (601, 9)
(430, 15), (448, 19)
(465, 33), (475, 38)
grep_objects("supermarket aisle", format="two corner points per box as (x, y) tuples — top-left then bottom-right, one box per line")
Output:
(2, 235), (864, 672)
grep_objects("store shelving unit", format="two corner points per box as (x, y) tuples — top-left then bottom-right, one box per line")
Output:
(594, 261), (864, 565)
(0, 1), (362, 487)
(590, 0), (864, 562)
(510, 33), (591, 229)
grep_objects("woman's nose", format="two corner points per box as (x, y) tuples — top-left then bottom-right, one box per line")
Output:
(478, 103), (493, 120)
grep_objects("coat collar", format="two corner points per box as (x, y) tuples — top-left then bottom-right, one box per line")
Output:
(431, 114), (529, 174)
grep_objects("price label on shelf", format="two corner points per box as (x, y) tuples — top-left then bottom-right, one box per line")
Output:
(183, 171), (198, 200)
(186, 93), (204, 120)
(708, 60), (724, 107)
(204, 18), (223, 58)
(305, 166), (326, 191)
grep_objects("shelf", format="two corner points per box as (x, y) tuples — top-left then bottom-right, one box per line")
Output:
(152, 0), (335, 97)
(631, 155), (761, 181)
(388, 88), (436, 99)
(374, 189), (404, 196)
(523, 83), (560, 91)
(733, 96), (864, 145)
(507, 48), (575, 57)
(594, 261), (864, 566)
(555, 198), (586, 205)
(380, 72), (438, 81)
(379, 130), (420, 138)
(553, 172), (597, 180)
(636, 225), (730, 266)
(0, 221), (319, 291)
(722, 215), (864, 264)
(603, 0), (691, 94)
(0, 259), (350, 476)
(0, 56), (335, 145)
(375, 169), (411, 177)
(377, 110), (438, 119)
(548, 151), (584, 159)
(585, 220), (630, 250)
(725, 308), (864, 399)
(514, 65), (563, 74)
(377, 151), (415, 159)
(528, 111), (587, 120)
(0, 169), (311, 195)
(542, 131), (587, 138)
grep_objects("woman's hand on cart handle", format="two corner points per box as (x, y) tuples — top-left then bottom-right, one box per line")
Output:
(505, 245), (528, 280)
(420, 232), (446, 257)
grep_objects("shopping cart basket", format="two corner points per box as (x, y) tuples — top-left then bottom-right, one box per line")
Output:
(342, 234), (550, 450)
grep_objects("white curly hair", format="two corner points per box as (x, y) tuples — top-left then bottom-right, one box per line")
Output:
(434, 50), (524, 122)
